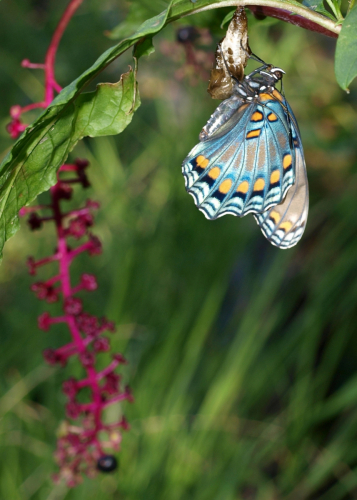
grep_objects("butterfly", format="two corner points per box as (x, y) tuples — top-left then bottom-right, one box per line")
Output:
(182, 57), (309, 249)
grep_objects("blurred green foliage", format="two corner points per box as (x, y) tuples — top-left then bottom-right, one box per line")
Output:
(0, 0), (357, 499)
(335, 4), (357, 90)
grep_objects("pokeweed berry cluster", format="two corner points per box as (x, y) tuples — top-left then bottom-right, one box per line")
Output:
(20, 159), (133, 487)
(160, 26), (214, 85)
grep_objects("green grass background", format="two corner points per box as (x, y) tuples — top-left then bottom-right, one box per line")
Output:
(1, 0), (357, 498)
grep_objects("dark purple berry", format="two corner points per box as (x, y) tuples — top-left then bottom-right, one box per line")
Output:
(88, 234), (102, 255)
(176, 26), (199, 44)
(96, 455), (118, 473)
(28, 212), (43, 230)
(75, 158), (89, 169)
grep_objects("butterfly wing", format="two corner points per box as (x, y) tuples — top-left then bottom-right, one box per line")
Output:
(182, 91), (295, 219)
(199, 93), (245, 141)
(254, 117), (309, 249)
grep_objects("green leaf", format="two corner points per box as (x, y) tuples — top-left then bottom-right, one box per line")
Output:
(220, 9), (235, 29)
(71, 70), (141, 142)
(0, 2), (172, 261)
(107, 19), (144, 40)
(335, 4), (357, 90)
(133, 36), (155, 59)
(107, 0), (168, 40)
(0, 69), (140, 256)
(302, 0), (336, 20)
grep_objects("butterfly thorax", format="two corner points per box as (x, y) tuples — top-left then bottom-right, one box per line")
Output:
(199, 65), (286, 141)
(234, 65), (285, 102)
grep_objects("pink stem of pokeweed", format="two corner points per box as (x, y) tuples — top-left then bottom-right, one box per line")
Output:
(7, 0), (85, 138)
(24, 165), (133, 486)
(43, 0), (85, 105)
(12, 1), (132, 487)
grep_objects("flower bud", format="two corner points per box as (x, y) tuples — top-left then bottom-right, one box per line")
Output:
(64, 297), (83, 315)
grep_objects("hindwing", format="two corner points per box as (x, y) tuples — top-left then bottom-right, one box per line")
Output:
(254, 119), (309, 249)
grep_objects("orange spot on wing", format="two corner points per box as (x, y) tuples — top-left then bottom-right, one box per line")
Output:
(246, 129), (261, 139)
(279, 221), (293, 231)
(253, 178), (265, 191)
(251, 111), (263, 122)
(219, 179), (232, 194)
(270, 170), (280, 184)
(208, 166), (221, 180)
(237, 181), (249, 194)
(239, 104), (250, 112)
(268, 113), (278, 122)
(270, 211), (281, 224)
(259, 93), (274, 101)
(273, 89), (284, 102)
(283, 154), (292, 169)
(196, 155), (209, 168)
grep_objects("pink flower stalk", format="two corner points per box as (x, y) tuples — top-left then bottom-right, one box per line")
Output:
(6, 0), (84, 139)
(21, 159), (133, 487)
(10, 1), (133, 486)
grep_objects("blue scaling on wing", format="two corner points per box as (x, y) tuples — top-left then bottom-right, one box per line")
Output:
(199, 93), (245, 141)
(254, 119), (309, 249)
(255, 91), (295, 204)
(182, 94), (248, 195)
(182, 90), (296, 220)
(182, 99), (251, 215)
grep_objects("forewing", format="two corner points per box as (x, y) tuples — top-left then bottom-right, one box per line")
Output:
(199, 94), (245, 140)
(254, 124), (309, 249)
(221, 94), (295, 217)
(182, 92), (295, 219)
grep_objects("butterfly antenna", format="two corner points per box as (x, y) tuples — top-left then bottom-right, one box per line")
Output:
(280, 77), (285, 95)
(239, 40), (267, 65)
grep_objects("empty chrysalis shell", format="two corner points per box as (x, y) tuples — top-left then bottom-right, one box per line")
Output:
(208, 7), (251, 100)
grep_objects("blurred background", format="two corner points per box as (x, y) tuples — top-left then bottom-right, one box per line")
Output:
(1, 0), (357, 498)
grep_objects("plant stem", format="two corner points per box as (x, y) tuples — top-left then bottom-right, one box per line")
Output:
(44, 0), (85, 105)
(52, 186), (104, 448)
(170, 0), (341, 37)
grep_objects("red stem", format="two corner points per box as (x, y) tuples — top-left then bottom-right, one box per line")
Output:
(63, 207), (91, 218)
(35, 254), (60, 268)
(247, 5), (339, 38)
(44, 0), (85, 105)
(97, 359), (121, 380)
(19, 102), (46, 113)
(52, 191), (104, 442)
(68, 241), (93, 261)
(103, 393), (129, 407)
